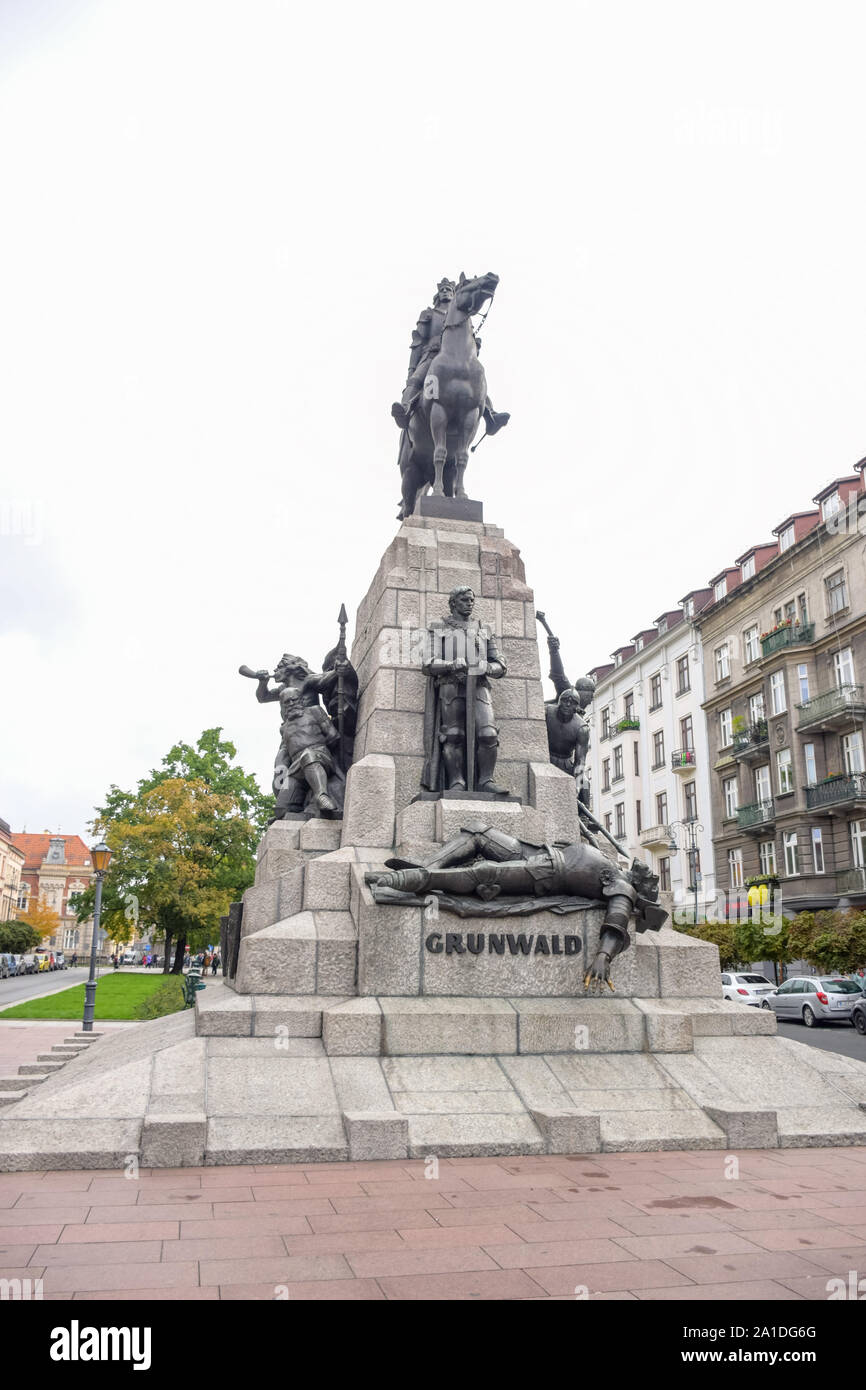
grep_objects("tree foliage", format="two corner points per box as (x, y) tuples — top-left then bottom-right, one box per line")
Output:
(75, 729), (270, 973)
(12, 895), (62, 943)
(0, 920), (43, 953)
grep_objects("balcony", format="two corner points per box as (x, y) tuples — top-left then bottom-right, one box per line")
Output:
(760, 622), (816, 658)
(731, 720), (769, 762)
(805, 773), (866, 812)
(796, 684), (866, 732)
(737, 800), (775, 832)
(837, 867), (866, 896)
(615, 716), (640, 732)
(640, 823), (672, 849)
(671, 747), (696, 774)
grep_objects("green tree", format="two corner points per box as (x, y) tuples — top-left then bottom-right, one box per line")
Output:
(0, 921), (42, 954)
(75, 729), (269, 973)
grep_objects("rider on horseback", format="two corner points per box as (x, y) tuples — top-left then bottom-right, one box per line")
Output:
(391, 276), (510, 436)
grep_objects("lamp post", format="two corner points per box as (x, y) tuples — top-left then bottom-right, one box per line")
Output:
(82, 842), (112, 1033)
(667, 819), (703, 926)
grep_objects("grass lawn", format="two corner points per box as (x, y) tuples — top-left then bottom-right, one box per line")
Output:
(0, 971), (184, 1020)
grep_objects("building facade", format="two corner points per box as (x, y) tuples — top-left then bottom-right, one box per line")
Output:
(0, 819), (25, 922)
(586, 595), (717, 921)
(697, 465), (866, 916)
(11, 833), (96, 953)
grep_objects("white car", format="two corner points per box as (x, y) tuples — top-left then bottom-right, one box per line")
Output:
(721, 971), (777, 1005)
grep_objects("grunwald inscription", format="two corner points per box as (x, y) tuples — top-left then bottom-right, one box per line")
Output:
(425, 931), (582, 956)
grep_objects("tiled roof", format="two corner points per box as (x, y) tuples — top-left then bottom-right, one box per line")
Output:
(11, 834), (93, 873)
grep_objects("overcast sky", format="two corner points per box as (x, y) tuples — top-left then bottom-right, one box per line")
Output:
(1, 0), (864, 843)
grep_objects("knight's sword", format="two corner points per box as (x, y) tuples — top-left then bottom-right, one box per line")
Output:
(464, 625), (476, 793)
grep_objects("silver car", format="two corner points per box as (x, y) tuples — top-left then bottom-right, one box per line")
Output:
(762, 976), (863, 1027)
(721, 971), (777, 1005)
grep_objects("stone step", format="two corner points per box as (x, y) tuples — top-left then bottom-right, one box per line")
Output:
(0, 1090), (29, 1107)
(235, 910), (358, 996)
(205, 1116), (349, 1165)
(194, 982), (352, 1039)
(0, 1074), (46, 1090)
(69, 1032), (104, 1041)
(19, 1061), (66, 1075)
(50, 1045), (87, 1056)
(36, 1053), (73, 1063)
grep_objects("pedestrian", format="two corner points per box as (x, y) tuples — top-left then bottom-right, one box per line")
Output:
(71, 952), (78, 968)
(211, 953), (219, 976)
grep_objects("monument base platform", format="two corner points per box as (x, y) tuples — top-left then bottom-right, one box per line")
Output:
(2, 999), (865, 1169)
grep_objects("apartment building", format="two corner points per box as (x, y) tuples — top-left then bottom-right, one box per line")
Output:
(12, 832), (96, 953)
(0, 818), (24, 922)
(586, 594), (717, 919)
(697, 463), (866, 914)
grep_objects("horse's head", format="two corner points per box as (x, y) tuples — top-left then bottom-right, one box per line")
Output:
(452, 270), (500, 318)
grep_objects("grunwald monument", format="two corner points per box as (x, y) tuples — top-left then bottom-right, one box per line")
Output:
(3, 271), (866, 1169)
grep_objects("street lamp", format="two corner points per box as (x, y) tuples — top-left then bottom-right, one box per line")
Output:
(82, 842), (112, 1033)
(667, 819), (704, 926)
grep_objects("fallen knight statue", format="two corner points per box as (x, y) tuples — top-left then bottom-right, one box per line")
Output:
(365, 823), (667, 992)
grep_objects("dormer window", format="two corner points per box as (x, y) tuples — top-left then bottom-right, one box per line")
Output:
(682, 598), (693, 619)
(614, 652), (622, 667)
(822, 491), (841, 521)
(779, 524), (795, 552)
(657, 617), (667, 634)
(714, 579), (726, 602)
(741, 556), (755, 581)
(635, 636), (643, 651)
(47, 837), (66, 864)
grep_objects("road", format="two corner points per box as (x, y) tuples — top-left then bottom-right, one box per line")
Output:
(770, 1010), (866, 1062)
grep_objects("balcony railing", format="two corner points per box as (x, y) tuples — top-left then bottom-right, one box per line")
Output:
(796, 684), (866, 730)
(732, 720), (769, 758)
(837, 867), (866, 895)
(760, 622), (815, 657)
(737, 800), (775, 829)
(640, 823), (671, 849)
(615, 716), (640, 732)
(671, 747), (696, 772)
(805, 773), (866, 811)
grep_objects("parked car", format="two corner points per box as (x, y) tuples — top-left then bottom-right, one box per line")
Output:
(721, 971), (777, 1005)
(762, 976), (863, 1027)
(19, 953), (38, 974)
(0, 953), (16, 979)
(33, 950), (53, 972)
(53, 951), (67, 970)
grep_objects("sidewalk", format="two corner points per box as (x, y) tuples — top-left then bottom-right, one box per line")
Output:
(1, 1148), (865, 1300)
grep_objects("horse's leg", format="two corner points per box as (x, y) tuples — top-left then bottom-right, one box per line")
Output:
(429, 402), (448, 495)
(454, 408), (480, 499)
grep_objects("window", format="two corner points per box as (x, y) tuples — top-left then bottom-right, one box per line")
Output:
(826, 569), (848, 614)
(779, 524), (795, 552)
(803, 742), (817, 787)
(657, 617), (668, 634)
(715, 643), (730, 681)
(843, 731), (865, 774)
(634, 637), (644, 652)
(613, 745), (624, 781)
(774, 607), (783, 625)
(723, 776), (739, 818)
(676, 655), (690, 693)
(759, 839), (777, 876)
(783, 831), (799, 876)
(834, 647), (855, 688)
(683, 597), (694, 620)
(650, 672), (663, 709)
(658, 856), (671, 891)
(777, 748), (793, 794)
(624, 690), (635, 719)
(635, 800), (642, 834)
(601, 758), (610, 791)
(604, 813), (612, 834)
(680, 714), (693, 750)
(16, 885), (29, 911)
(770, 670), (787, 715)
(755, 765), (771, 803)
(683, 780), (697, 821)
(797, 663), (810, 702)
(615, 803), (626, 838)
(728, 848), (743, 888)
(656, 791), (668, 824)
(741, 555), (755, 581)
(743, 625), (759, 664)
(749, 691), (765, 724)
(798, 592), (808, 625)
(822, 491), (841, 520)
(633, 742), (640, 775)
(812, 827), (825, 874)
(614, 652), (623, 667)
(851, 820), (866, 869)
(601, 707), (611, 739)
(719, 708), (733, 747)
(652, 731), (665, 767)
(784, 599), (796, 623)
(714, 578), (727, 603)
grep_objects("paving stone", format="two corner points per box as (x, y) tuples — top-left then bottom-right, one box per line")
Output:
(600, 1111), (727, 1152)
(329, 1058), (394, 1114)
(383, 1056), (511, 1094)
(0, 1120), (142, 1171)
(206, 1057), (340, 1117)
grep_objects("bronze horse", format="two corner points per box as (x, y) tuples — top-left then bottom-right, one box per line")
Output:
(397, 270), (499, 519)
